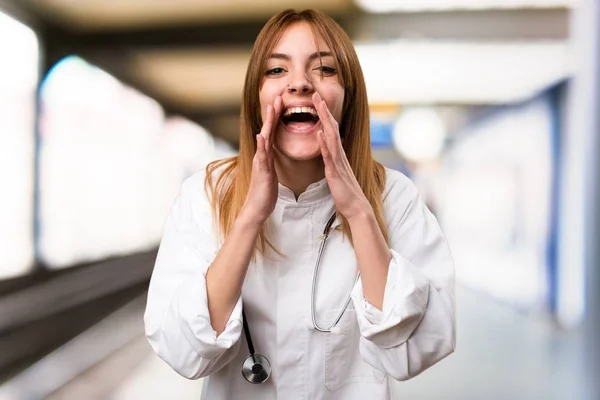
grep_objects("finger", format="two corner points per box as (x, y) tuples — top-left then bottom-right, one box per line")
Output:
(256, 133), (264, 153)
(272, 95), (283, 122)
(256, 134), (266, 160)
(317, 129), (327, 157)
(260, 104), (274, 144)
(269, 96), (283, 152)
(264, 97), (283, 139)
(312, 92), (340, 141)
(256, 134), (268, 168)
(318, 130), (334, 170)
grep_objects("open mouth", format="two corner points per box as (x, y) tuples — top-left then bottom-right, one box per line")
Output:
(281, 106), (320, 131)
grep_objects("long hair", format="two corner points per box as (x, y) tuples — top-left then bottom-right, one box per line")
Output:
(205, 9), (388, 255)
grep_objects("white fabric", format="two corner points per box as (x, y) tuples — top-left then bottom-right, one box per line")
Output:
(144, 167), (456, 400)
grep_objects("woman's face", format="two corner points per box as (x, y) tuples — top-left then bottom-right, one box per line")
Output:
(259, 22), (345, 162)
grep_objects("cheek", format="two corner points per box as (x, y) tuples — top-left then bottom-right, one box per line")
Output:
(333, 95), (345, 121)
(259, 85), (280, 120)
(320, 84), (345, 121)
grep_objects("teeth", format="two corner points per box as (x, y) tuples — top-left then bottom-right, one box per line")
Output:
(283, 107), (318, 117)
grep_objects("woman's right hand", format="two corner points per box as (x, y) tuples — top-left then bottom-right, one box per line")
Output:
(240, 96), (283, 225)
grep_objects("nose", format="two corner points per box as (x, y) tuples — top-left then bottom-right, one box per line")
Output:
(287, 72), (314, 94)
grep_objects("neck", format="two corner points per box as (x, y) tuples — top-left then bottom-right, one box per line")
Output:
(275, 155), (325, 199)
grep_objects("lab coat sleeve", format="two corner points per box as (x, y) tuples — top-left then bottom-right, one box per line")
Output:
(144, 171), (243, 380)
(350, 171), (456, 381)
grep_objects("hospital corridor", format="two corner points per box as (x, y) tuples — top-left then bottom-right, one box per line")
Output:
(0, 0), (598, 399)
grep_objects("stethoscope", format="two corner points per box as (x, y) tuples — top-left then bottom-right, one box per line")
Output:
(241, 213), (360, 384)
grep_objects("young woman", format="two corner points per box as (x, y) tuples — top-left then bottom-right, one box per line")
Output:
(144, 9), (455, 400)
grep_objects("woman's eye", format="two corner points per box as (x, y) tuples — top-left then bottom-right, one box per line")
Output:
(266, 67), (285, 76)
(314, 65), (337, 75)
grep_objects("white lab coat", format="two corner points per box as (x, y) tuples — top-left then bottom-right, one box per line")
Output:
(144, 166), (455, 400)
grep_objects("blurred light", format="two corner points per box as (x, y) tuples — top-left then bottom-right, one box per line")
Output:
(41, 56), (121, 111)
(158, 117), (217, 226)
(39, 56), (167, 268)
(356, 41), (570, 105)
(356, 0), (573, 13)
(0, 10), (38, 279)
(38, 56), (226, 269)
(434, 95), (553, 308)
(0, 12), (38, 89)
(163, 117), (215, 167)
(214, 137), (238, 159)
(392, 108), (446, 162)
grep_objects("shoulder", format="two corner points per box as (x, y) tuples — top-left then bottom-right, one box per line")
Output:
(183, 168), (208, 189)
(179, 168), (209, 203)
(170, 167), (221, 235)
(380, 167), (443, 245)
(379, 167), (429, 236)
(382, 167), (421, 206)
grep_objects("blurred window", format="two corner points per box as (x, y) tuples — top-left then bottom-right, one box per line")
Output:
(38, 56), (221, 268)
(0, 11), (38, 279)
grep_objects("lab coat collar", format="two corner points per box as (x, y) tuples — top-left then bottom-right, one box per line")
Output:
(277, 177), (330, 206)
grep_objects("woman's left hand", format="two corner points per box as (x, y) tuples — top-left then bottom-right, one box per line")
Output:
(313, 92), (372, 221)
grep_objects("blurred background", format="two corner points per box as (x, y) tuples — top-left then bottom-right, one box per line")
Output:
(0, 0), (598, 399)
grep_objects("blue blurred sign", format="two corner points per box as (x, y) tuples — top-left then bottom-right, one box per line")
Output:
(370, 119), (394, 148)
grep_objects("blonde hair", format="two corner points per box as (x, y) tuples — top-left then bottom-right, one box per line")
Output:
(205, 9), (388, 255)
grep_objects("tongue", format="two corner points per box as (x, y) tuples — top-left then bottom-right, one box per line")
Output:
(286, 121), (316, 131)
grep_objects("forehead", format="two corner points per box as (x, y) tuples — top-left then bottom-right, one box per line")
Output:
(273, 22), (331, 54)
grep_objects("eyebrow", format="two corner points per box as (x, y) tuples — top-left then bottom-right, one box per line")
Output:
(269, 51), (334, 61)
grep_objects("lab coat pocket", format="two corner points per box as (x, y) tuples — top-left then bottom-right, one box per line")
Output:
(324, 309), (385, 391)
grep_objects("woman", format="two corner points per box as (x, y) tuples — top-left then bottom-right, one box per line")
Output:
(144, 8), (455, 400)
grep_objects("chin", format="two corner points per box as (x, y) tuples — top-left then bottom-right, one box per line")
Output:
(275, 145), (321, 162)
(274, 133), (322, 162)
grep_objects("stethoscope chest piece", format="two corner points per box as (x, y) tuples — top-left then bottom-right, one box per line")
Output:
(242, 353), (271, 384)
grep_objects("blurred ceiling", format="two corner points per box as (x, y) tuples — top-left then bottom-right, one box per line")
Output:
(0, 0), (573, 144)
(22, 0), (354, 31)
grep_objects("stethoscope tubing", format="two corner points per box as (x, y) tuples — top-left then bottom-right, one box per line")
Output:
(241, 211), (359, 383)
(310, 213), (360, 333)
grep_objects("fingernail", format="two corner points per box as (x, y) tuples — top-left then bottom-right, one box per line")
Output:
(315, 92), (321, 101)
(266, 104), (271, 112)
